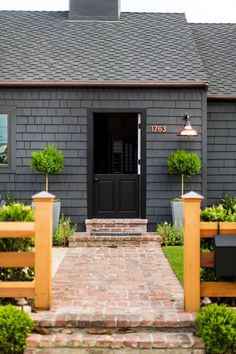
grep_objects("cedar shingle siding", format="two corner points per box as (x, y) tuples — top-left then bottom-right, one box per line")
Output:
(0, 9), (235, 229)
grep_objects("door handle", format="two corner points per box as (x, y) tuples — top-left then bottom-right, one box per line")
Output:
(94, 178), (99, 182)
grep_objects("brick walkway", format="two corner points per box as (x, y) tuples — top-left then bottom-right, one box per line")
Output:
(32, 245), (194, 328)
(26, 244), (204, 353)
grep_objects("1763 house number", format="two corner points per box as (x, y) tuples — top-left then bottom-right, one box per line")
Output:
(150, 125), (167, 133)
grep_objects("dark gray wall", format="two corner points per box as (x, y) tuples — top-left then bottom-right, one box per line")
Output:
(0, 87), (205, 230)
(207, 101), (236, 205)
(146, 90), (206, 228)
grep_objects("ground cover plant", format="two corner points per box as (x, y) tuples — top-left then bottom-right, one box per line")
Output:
(53, 214), (77, 246)
(157, 222), (183, 246)
(0, 304), (35, 354)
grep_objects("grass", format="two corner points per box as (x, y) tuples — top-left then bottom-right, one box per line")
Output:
(162, 246), (183, 284)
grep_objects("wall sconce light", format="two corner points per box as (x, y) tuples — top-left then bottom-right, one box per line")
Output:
(176, 113), (198, 136)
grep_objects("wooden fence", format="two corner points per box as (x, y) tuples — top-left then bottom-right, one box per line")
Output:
(183, 191), (236, 312)
(0, 191), (54, 310)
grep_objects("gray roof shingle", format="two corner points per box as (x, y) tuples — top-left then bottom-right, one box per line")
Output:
(191, 23), (236, 95)
(0, 11), (207, 83)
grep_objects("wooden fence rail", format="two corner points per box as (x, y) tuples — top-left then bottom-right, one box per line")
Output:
(183, 191), (236, 312)
(0, 191), (54, 310)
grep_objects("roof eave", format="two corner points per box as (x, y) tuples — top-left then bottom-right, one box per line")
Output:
(0, 80), (208, 89)
(208, 94), (236, 101)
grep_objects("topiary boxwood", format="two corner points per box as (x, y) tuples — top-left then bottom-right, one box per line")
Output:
(31, 144), (64, 192)
(167, 149), (201, 196)
(0, 304), (35, 354)
(195, 303), (236, 354)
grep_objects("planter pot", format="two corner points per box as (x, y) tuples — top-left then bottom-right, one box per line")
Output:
(171, 200), (183, 227)
(52, 201), (61, 234)
(32, 201), (61, 235)
(0, 199), (6, 207)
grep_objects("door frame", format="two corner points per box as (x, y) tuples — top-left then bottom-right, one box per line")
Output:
(87, 108), (146, 219)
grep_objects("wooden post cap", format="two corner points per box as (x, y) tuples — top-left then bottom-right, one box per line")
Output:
(182, 191), (204, 200)
(32, 191), (55, 200)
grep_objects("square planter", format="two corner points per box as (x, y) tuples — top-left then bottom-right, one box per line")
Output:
(171, 200), (183, 227)
(32, 201), (61, 235)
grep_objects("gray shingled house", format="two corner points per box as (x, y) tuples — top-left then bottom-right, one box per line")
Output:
(0, 0), (235, 231)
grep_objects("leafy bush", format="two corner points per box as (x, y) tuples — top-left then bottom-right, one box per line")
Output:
(31, 144), (64, 192)
(53, 214), (77, 246)
(167, 149), (201, 195)
(220, 192), (236, 213)
(0, 203), (34, 222)
(201, 193), (236, 222)
(200, 268), (216, 281)
(201, 238), (214, 252)
(196, 303), (236, 354)
(0, 304), (35, 354)
(157, 222), (183, 246)
(167, 150), (201, 177)
(201, 204), (236, 222)
(0, 203), (34, 282)
(1, 192), (15, 206)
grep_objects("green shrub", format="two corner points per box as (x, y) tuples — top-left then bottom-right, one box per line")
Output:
(196, 303), (236, 354)
(200, 268), (216, 281)
(157, 222), (183, 246)
(31, 144), (64, 192)
(1, 192), (15, 206)
(167, 150), (201, 177)
(53, 214), (77, 246)
(220, 192), (236, 213)
(201, 238), (214, 252)
(0, 203), (34, 282)
(201, 193), (236, 222)
(0, 304), (35, 354)
(201, 204), (236, 222)
(167, 149), (201, 195)
(0, 203), (34, 222)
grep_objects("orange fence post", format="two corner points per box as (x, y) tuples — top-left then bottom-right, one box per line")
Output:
(32, 191), (54, 310)
(182, 191), (204, 312)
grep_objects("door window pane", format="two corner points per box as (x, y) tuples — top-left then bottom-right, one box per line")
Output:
(94, 113), (137, 174)
(0, 114), (8, 165)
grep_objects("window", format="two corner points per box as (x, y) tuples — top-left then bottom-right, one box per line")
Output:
(0, 114), (9, 165)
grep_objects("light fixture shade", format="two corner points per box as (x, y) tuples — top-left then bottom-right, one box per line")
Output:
(176, 114), (198, 136)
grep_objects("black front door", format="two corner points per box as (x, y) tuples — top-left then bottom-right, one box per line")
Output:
(92, 113), (140, 218)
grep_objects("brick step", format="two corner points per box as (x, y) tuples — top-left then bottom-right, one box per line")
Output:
(69, 232), (161, 247)
(85, 219), (148, 234)
(25, 331), (204, 354)
(31, 311), (195, 331)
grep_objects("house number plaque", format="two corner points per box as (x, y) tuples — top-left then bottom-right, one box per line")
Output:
(150, 125), (167, 133)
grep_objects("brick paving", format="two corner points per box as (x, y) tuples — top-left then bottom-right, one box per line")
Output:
(26, 243), (203, 353)
(69, 232), (161, 247)
(32, 244), (195, 328)
(25, 332), (204, 353)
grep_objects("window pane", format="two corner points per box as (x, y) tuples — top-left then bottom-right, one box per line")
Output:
(0, 114), (8, 165)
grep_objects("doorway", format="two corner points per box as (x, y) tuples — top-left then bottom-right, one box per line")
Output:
(89, 112), (143, 218)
